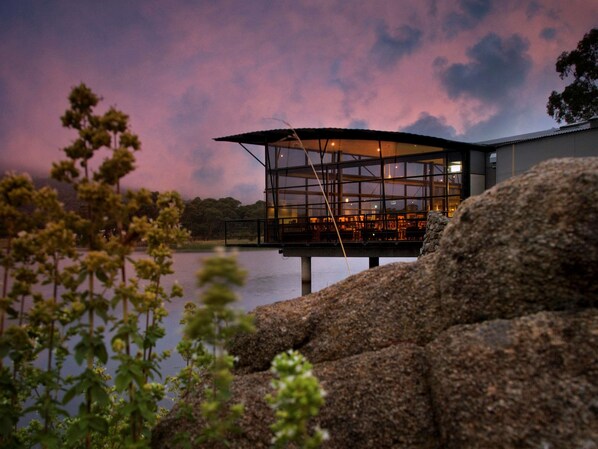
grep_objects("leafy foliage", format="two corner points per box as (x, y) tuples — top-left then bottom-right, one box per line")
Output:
(0, 83), (187, 449)
(267, 350), (327, 449)
(547, 28), (598, 123)
(180, 249), (254, 447)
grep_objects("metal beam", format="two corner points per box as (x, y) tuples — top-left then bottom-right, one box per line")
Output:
(239, 143), (265, 167)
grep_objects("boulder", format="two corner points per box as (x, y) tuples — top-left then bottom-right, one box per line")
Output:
(433, 157), (598, 323)
(229, 255), (449, 373)
(426, 309), (598, 449)
(153, 345), (438, 449)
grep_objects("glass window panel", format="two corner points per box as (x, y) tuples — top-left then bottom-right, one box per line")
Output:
(406, 185), (424, 197)
(433, 163), (446, 175)
(406, 199), (423, 211)
(360, 163), (381, 178)
(433, 186), (446, 196)
(386, 199), (405, 211)
(278, 176), (305, 189)
(278, 191), (307, 206)
(383, 162), (404, 179)
(286, 148), (307, 167)
(432, 198), (446, 212)
(361, 199), (382, 213)
(448, 173), (462, 186)
(342, 166), (361, 176)
(309, 205), (327, 216)
(361, 182), (381, 197)
(341, 181), (361, 194)
(406, 162), (424, 177)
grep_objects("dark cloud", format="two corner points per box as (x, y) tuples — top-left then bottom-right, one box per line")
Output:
(428, 0), (438, 17)
(348, 119), (369, 129)
(443, 0), (494, 36)
(460, 106), (554, 142)
(371, 24), (422, 68)
(170, 87), (211, 126)
(438, 33), (531, 103)
(461, 0), (493, 19)
(540, 27), (557, 41)
(192, 163), (223, 185)
(525, 1), (559, 20)
(462, 111), (517, 142)
(525, 1), (542, 19)
(401, 113), (458, 139)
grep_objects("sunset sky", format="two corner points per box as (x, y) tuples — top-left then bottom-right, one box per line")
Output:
(0, 0), (596, 203)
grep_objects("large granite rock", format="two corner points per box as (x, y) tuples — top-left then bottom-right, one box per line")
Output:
(433, 157), (598, 322)
(230, 255), (447, 373)
(153, 158), (598, 448)
(153, 345), (438, 449)
(426, 309), (598, 449)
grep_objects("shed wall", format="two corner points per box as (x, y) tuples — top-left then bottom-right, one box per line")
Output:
(495, 127), (598, 184)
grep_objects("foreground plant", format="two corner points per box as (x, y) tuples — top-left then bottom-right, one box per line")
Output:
(181, 249), (254, 447)
(267, 350), (327, 449)
(0, 83), (187, 449)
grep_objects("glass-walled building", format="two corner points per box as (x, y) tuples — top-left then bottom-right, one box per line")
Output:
(215, 128), (489, 246)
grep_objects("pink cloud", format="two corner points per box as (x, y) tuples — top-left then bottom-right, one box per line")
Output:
(1, 0), (596, 203)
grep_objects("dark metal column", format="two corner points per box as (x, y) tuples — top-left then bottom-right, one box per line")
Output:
(301, 256), (312, 295)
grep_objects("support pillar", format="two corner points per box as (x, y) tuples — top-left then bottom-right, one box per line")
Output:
(369, 257), (379, 268)
(301, 256), (312, 296)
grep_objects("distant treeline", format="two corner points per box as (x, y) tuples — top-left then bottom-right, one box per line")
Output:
(25, 177), (265, 241)
(181, 197), (265, 240)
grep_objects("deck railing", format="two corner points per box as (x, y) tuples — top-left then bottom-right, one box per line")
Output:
(224, 212), (435, 246)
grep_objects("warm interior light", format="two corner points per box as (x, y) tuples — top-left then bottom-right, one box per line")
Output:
(449, 162), (461, 173)
(331, 142), (335, 147)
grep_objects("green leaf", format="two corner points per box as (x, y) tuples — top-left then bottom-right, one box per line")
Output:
(95, 340), (108, 364)
(115, 371), (132, 392)
(96, 269), (108, 283)
(73, 340), (88, 365)
(88, 414), (108, 433)
(63, 385), (80, 405)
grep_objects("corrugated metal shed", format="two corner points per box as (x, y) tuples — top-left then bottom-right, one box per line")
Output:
(478, 118), (597, 146)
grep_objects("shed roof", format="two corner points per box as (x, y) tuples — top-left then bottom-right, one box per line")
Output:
(478, 118), (598, 146)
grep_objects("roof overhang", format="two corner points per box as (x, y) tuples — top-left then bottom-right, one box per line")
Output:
(214, 128), (492, 152)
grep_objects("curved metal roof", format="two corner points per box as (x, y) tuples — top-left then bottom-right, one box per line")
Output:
(214, 127), (491, 151)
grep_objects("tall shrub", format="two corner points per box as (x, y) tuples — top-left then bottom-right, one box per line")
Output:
(0, 84), (187, 449)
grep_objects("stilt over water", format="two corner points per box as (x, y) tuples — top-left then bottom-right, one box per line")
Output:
(301, 256), (312, 295)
